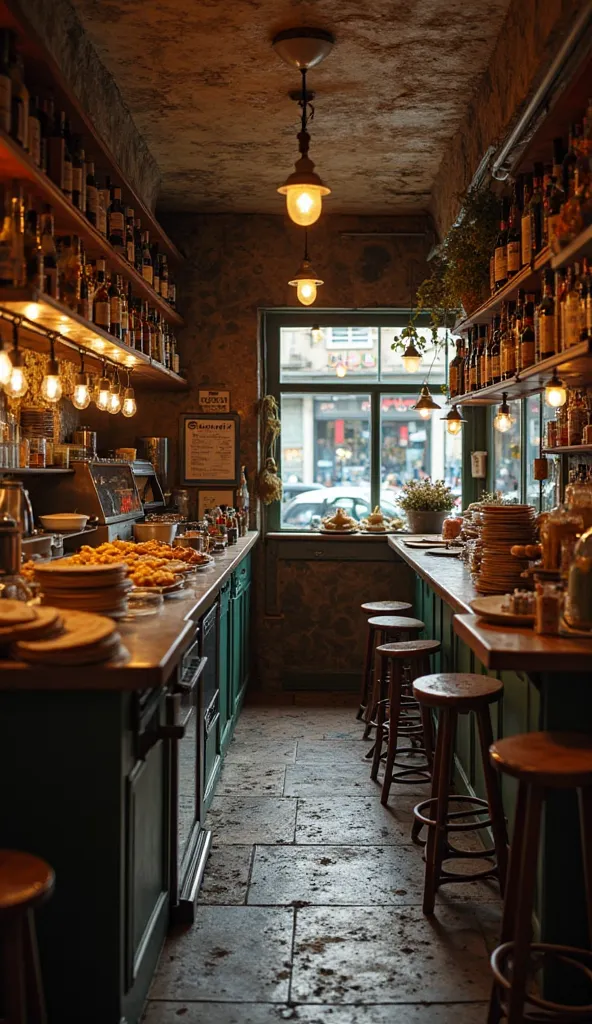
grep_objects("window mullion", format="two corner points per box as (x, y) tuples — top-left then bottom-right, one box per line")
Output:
(371, 390), (381, 510)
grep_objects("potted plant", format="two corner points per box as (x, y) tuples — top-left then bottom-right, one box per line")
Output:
(398, 478), (456, 535)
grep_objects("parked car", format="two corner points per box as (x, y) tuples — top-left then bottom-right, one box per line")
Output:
(281, 481), (325, 503)
(281, 486), (400, 528)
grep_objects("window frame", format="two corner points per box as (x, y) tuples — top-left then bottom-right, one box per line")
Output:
(262, 309), (443, 533)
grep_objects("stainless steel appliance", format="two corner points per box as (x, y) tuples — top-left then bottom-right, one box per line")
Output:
(72, 428), (97, 458)
(139, 437), (170, 492)
(131, 459), (166, 513)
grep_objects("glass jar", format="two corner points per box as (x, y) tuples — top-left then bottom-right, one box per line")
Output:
(29, 438), (47, 469)
(540, 506), (584, 572)
(19, 437), (30, 468)
(565, 476), (592, 531)
(565, 526), (592, 630)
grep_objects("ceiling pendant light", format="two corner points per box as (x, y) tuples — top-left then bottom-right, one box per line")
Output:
(96, 362), (111, 412)
(414, 384), (441, 420)
(108, 371), (122, 415)
(441, 406), (466, 435)
(335, 360), (347, 379)
(122, 371), (137, 418)
(0, 329), (12, 386)
(273, 28), (334, 226)
(311, 324), (324, 345)
(41, 335), (63, 403)
(401, 340), (422, 373)
(289, 231), (323, 306)
(5, 323), (28, 399)
(72, 351), (91, 410)
(544, 371), (567, 408)
(493, 392), (514, 433)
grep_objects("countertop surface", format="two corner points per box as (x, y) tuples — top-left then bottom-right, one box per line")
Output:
(0, 532), (259, 691)
(390, 534), (592, 674)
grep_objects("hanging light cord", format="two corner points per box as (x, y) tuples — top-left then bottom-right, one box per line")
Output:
(297, 68), (314, 159)
(303, 228), (309, 262)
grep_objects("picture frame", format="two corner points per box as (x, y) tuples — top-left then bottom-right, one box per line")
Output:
(180, 412), (241, 487)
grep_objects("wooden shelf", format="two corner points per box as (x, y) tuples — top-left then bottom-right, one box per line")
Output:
(455, 249), (550, 334)
(542, 445), (592, 456)
(454, 340), (592, 406)
(551, 223), (592, 271)
(0, 0), (182, 264)
(0, 288), (188, 391)
(0, 129), (183, 328)
(0, 467), (74, 474)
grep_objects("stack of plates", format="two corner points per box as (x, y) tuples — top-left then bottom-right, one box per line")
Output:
(13, 609), (122, 666)
(34, 562), (132, 618)
(0, 602), (63, 644)
(476, 505), (536, 595)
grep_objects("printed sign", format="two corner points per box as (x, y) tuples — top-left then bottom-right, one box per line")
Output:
(197, 489), (235, 518)
(180, 413), (240, 486)
(198, 389), (230, 413)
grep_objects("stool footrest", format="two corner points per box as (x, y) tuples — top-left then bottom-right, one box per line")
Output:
(414, 794), (493, 831)
(438, 863), (498, 884)
(491, 941), (592, 1017)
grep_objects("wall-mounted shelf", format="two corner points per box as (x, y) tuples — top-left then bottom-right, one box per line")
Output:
(542, 445), (592, 456)
(454, 340), (592, 405)
(551, 223), (592, 271)
(0, 467), (74, 475)
(454, 249), (550, 335)
(0, 288), (188, 391)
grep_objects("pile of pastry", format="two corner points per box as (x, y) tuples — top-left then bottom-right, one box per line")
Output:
(320, 508), (358, 533)
(66, 540), (209, 589)
(359, 506), (404, 533)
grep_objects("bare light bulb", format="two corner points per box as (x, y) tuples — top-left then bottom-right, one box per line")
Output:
(335, 361), (347, 379)
(96, 376), (111, 411)
(401, 343), (422, 374)
(41, 373), (62, 403)
(108, 383), (122, 415)
(447, 417), (463, 435)
(122, 386), (137, 418)
(311, 325), (324, 345)
(544, 379), (567, 408)
(418, 406), (432, 420)
(285, 185), (324, 227)
(0, 347), (12, 385)
(72, 375), (91, 410)
(296, 280), (317, 306)
(493, 409), (514, 432)
(6, 364), (28, 399)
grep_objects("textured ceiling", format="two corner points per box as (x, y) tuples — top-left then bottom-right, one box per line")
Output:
(70, 0), (513, 215)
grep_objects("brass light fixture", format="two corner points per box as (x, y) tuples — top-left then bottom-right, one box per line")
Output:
(273, 28), (334, 226)
(544, 371), (567, 408)
(414, 384), (441, 420)
(289, 231), (323, 306)
(6, 323), (28, 399)
(493, 392), (514, 433)
(122, 371), (137, 418)
(401, 340), (422, 374)
(96, 361), (111, 412)
(441, 406), (466, 435)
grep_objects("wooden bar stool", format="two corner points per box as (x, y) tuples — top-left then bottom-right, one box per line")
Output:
(412, 673), (509, 916)
(0, 849), (54, 1024)
(356, 600), (413, 721)
(372, 640), (441, 806)
(488, 731), (592, 1024)
(362, 614), (424, 740)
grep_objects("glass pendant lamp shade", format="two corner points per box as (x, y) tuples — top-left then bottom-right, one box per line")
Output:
(493, 393), (514, 433)
(414, 384), (441, 420)
(278, 157), (330, 227)
(544, 372), (567, 408)
(401, 341), (422, 374)
(441, 406), (466, 435)
(289, 257), (323, 306)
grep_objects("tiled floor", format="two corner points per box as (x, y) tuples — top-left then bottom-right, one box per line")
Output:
(145, 701), (501, 1023)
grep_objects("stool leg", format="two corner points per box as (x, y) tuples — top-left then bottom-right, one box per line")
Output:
(1, 913), (27, 1024)
(371, 652), (387, 781)
(363, 630), (383, 739)
(577, 786), (592, 946)
(506, 784), (543, 1024)
(380, 661), (403, 803)
(24, 910), (47, 1024)
(357, 622), (374, 720)
(476, 708), (509, 894)
(423, 706), (455, 915)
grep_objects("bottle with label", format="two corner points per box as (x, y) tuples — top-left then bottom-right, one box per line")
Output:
(514, 290), (524, 373)
(93, 259), (110, 331)
(0, 30), (12, 134)
(171, 332), (180, 374)
(448, 338), (462, 398)
(24, 207), (43, 290)
(128, 293), (138, 350)
(96, 178), (107, 237)
(520, 294), (536, 368)
(468, 331), (477, 391)
(506, 186), (521, 278)
(499, 302), (514, 379)
(462, 331), (471, 390)
(562, 124), (581, 198)
(0, 185), (22, 287)
(71, 136), (85, 211)
(140, 300), (151, 356)
(528, 163), (544, 260)
(133, 218), (143, 274)
(120, 277), (129, 346)
(160, 255), (169, 300)
(108, 186), (125, 254)
(168, 280), (176, 309)
(164, 323), (171, 368)
(9, 47), (28, 150)
(581, 258), (592, 341)
(58, 234), (81, 311)
(40, 205), (58, 298)
(27, 95), (41, 167)
(151, 244), (160, 293)
(141, 232), (153, 286)
(125, 208), (135, 264)
(545, 139), (565, 250)
(537, 270), (556, 360)
(78, 261), (92, 322)
(494, 198), (508, 291)
(85, 161), (98, 226)
(554, 269), (567, 353)
(489, 315), (501, 383)
(504, 302), (517, 380)
(61, 115), (73, 201)
(521, 173), (533, 267)
(477, 324), (488, 389)
(563, 265), (582, 349)
(108, 272), (122, 339)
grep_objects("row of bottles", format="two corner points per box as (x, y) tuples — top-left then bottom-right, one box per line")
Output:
(545, 391), (592, 449)
(0, 28), (177, 308)
(0, 183), (180, 372)
(489, 98), (592, 294)
(451, 259), (592, 398)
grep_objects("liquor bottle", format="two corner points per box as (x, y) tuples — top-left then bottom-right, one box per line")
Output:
(506, 185), (521, 278)
(155, 312), (165, 362)
(133, 218), (143, 274)
(478, 324), (488, 389)
(58, 234), (81, 311)
(494, 198), (508, 291)
(514, 290), (524, 373)
(71, 136), (85, 212)
(562, 124), (582, 197)
(78, 260), (92, 321)
(163, 323), (171, 368)
(9, 45), (28, 150)
(141, 231), (153, 286)
(108, 186), (125, 254)
(581, 257), (592, 341)
(528, 163), (544, 259)
(40, 205), (58, 298)
(171, 331), (180, 374)
(0, 185), (23, 287)
(551, 137), (564, 189)
(96, 178), (107, 237)
(27, 95), (41, 167)
(489, 252), (495, 296)
(537, 270), (555, 360)
(85, 161), (98, 227)
(127, 291), (137, 350)
(499, 302), (512, 379)
(168, 280), (176, 309)
(62, 115), (73, 201)
(520, 173), (533, 267)
(544, 165), (564, 253)
(125, 208), (135, 264)
(93, 259), (110, 331)
(468, 330), (478, 391)
(120, 277), (129, 345)
(151, 244), (160, 293)
(555, 269), (567, 353)
(100, 176), (111, 236)
(489, 315), (501, 383)
(504, 302), (517, 379)
(462, 330), (472, 390)
(159, 255), (169, 300)
(520, 294), (536, 368)
(448, 338), (462, 398)
(563, 265), (581, 349)
(108, 272), (122, 339)
(24, 207), (44, 290)
(140, 300), (151, 356)
(0, 30), (12, 134)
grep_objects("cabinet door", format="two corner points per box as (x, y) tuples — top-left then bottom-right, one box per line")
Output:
(230, 590), (243, 711)
(219, 581), (232, 748)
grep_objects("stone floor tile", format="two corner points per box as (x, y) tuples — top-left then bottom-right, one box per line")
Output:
(248, 845), (426, 906)
(291, 904), (491, 1004)
(295, 796), (414, 846)
(143, 1004), (489, 1024)
(150, 906), (294, 1002)
(284, 764), (381, 798)
(473, 900), (503, 953)
(217, 763), (286, 796)
(199, 845), (253, 904)
(295, 739), (370, 765)
(224, 738), (298, 765)
(207, 796), (297, 845)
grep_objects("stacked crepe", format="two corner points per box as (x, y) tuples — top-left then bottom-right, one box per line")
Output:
(475, 505), (536, 595)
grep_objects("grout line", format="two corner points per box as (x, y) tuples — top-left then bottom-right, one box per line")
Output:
(243, 843), (257, 904)
(286, 905), (297, 1005)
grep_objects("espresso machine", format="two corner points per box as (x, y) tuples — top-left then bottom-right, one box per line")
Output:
(0, 480), (32, 599)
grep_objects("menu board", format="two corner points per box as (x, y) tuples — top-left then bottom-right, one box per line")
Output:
(180, 413), (240, 487)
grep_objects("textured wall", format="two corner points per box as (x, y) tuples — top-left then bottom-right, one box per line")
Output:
(430, 0), (588, 235)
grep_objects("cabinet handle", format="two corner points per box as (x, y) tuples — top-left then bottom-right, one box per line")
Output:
(313, 550), (323, 558)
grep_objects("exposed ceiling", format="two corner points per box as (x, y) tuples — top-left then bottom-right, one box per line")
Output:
(70, 0), (513, 215)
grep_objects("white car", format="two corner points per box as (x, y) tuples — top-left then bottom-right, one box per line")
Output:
(281, 486), (400, 528)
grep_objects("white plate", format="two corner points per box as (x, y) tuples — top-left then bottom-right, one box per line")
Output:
(470, 596), (535, 626)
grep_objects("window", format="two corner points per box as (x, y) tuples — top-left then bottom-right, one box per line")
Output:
(265, 312), (457, 531)
(490, 395), (560, 511)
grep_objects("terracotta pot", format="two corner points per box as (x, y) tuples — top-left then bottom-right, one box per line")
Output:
(405, 509), (449, 535)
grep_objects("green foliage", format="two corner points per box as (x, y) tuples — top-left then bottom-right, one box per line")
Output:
(398, 478), (456, 512)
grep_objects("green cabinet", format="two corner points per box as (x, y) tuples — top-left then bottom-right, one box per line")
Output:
(219, 579), (233, 752)
(230, 553), (252, 715)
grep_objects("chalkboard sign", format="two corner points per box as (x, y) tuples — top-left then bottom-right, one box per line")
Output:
(180, 412), (240, 487)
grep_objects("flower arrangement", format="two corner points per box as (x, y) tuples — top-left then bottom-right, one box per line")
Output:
(398, 478), (456, 513)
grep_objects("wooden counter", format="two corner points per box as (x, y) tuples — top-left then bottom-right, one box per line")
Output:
(388, 534), (476, 614)
(0, 531), (259, 690)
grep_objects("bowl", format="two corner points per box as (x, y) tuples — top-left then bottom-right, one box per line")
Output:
(174, 534), (205, 551)
(39, 513), (89, 533)
(133, 521), (178, 544)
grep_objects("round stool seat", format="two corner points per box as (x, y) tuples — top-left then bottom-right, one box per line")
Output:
(490, 731), (592, 788)
(361, 600), (412, 615)
(413, 672), (503, 709)
(376, 639), (440, 658)
(368, 615), (425, 632)
(0, 850), (55, 912)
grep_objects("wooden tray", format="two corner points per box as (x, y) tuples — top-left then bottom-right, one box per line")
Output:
(471, 596), (535, 626)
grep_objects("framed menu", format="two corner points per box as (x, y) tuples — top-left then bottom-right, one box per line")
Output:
(180, 412), (240, 487)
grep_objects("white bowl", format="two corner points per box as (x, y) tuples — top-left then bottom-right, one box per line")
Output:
(39, 513), (90, 532)
(133, 521), (178, 544)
